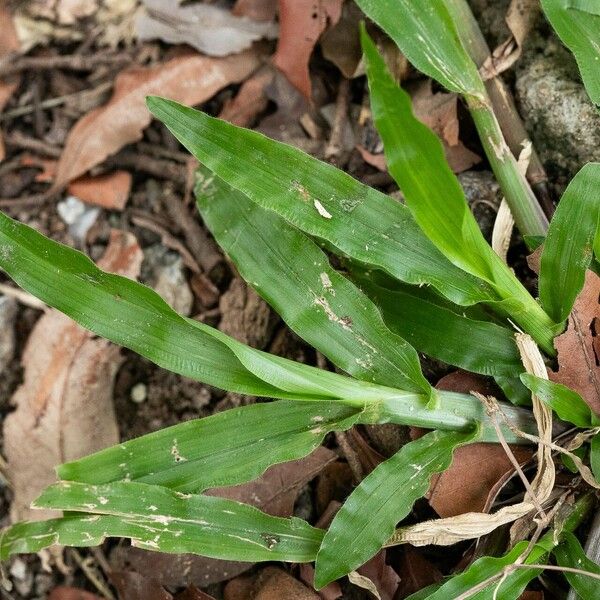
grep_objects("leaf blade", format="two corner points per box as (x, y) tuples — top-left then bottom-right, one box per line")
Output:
(58, 400), (359, 492)
(520, 374), (595, 427)
(360, 26), (557, 354)
(314, 429), (477, 588)
(354, 0), (484, 98)
(196, 166), (430, 395)
(541, 0), (600, 105)
(539, 162), (600, 323)
(1, 481), (324, 563)
(553, 531), (600, 598)
(146, 95), (498, 309)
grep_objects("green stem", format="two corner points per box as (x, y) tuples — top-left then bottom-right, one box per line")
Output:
(355, 388), (541, 444)
(468, 100), (549, 239)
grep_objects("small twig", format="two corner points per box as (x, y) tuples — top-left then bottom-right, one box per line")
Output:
(4, 130), (62, 158)
(160, 182), (223, 274)
(130, 213), (200, 273)
(0, 51), (132, 78)
(68, 549), (116, 600)
(325, 78), (350, 162)
(105, 152), (185, 184)
(0, 190), (54, 208)
(474, 392), (545, 517)
(335, 431), (364, 484)
(0, 82), (112, 123)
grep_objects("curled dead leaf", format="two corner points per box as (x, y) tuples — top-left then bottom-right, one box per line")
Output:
(4, 230), (143, 522)
(52, 48), (261, 190)
(136, 0), (278, 57)
(273, 0), (342, 99)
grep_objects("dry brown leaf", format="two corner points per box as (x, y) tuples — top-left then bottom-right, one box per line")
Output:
(52, 49), (261, 190)
(49, 587), (103, 600)
(232, 0), (277, 22)
(111, 447), (336, 587)
(299, 564), (342, 600)
(354, 550), (400, 600)
(255, 568), (320, 600)
(427, 371), (532, 518)
(550, 270), (600, 415)
(395, 547), (443, 598)
(68, 170), (132, 210)
(320, 2), (364, 78)
(411, 81), (481, 173)
(4, 230), (143, 522)
(356, 145), (387, 172)
(273, 0), (342, 99)
(218, 67), (274, 127)
(136, 0), (277, 57)
(19, 153), (59, 182)
(481, 0), (540, 80)
(0, 4), (21, 161)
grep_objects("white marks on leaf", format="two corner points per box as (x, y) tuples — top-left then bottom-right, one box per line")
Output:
(171, 439), (187, 463)
(313, 296), (352, 330)
(313, 199), (332, 219)
(98, 496), (109, 505)
(319, 272), (335, 295)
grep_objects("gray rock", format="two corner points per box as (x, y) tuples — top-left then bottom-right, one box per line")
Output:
(459, 170), (503, 240)
(0, 295), (17, 374)
(516, 39), (600, 190)
(142, 245), (194, 316)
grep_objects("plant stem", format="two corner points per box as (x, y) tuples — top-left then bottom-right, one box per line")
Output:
(468, 101), (549, 239)
(445, 0), (550, 238)
(357, 389), (542, 444)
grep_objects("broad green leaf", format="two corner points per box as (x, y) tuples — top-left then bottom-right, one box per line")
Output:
(542, 0), (600, 105)
(351, 270), (522, 377)
(0, 481), (323, 563)
(314, 429), (477, 588)
(146, 96), (500, 310)
(554, 532), (600, 597)
(520, 374), (596, 427)
(360, 27), (558, 356)
(196, 166), (430, 396)
(58, 401), (359, 492)
(0, 209), (411, 404)
(354, 0), (485, 99)
(0, 210), (539, 441)
(539, 163), (600, 323)
(568, 0), (600, 15)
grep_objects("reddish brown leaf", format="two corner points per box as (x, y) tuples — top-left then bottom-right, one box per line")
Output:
(421, 371), (532, 518)
(49, 587), (103, 600)
(256, 568), (320, 600)
(19, 153), (59, 182)
(111, 447), (336, 587)
(68, 170), (132, 210)
(110, 572), (172, 600)
(299, 564), (342, 600)
(550, 271), (600, 415)
(411, 81), (481, 174)
(218, 67), (274, 127)
(395, 547), (443, 598)
(52, 49), (261, 190)
(0, 4), (21, 161)
(4, 230), (143, 521)
(355, 550), (400, 600)
(356, 145), (387, 172)
(273, 0), (342, 99)
(232, 0), (278, 21)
